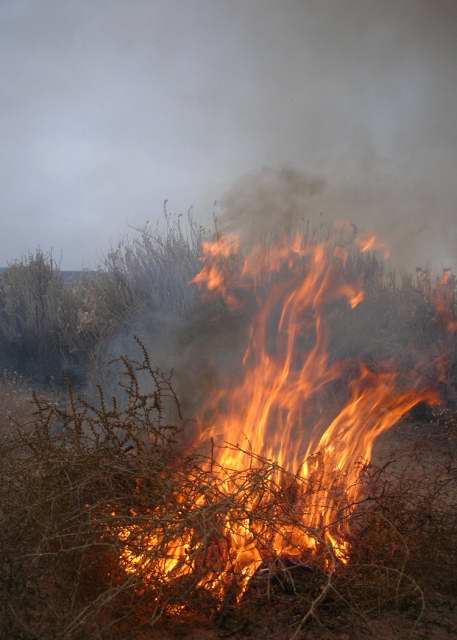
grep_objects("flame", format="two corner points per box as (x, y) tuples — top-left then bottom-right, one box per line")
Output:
(433, 269), (457, 334)
(191, 234), (241, 310)
(116, 230), (437, 606)
(118, 526), (193, 579)
(356, 231), (390, 258)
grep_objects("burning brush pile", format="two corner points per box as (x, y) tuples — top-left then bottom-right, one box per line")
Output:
(1, 225), (457, 639)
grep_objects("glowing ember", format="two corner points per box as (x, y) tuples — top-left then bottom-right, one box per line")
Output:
(116, 230), (437, 605)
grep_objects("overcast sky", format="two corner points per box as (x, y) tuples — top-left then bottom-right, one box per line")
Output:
(1, 0), (457, 269)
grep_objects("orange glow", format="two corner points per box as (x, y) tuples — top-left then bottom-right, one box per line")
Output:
(356, 231), (390, 258)
(116, 230), (437, 606)
(433, 269), (457, 334)
(191, 234), (241, 309)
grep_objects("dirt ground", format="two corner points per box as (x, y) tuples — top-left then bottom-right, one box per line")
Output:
(144, 604), (457, 640)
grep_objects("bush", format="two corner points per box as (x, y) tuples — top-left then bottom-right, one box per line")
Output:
(0, 250), (93, 386)
(0, 210), (206, 390)
(1, 343), (456, 640)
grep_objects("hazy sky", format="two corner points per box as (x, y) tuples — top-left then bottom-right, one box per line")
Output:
(1, 0), (457, 269)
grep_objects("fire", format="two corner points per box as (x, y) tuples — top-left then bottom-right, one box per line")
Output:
(355, 231), (390, 258)
(433, 269), (457, 334)
(115, 229), (437, 607)
(191, 234), (241, 309)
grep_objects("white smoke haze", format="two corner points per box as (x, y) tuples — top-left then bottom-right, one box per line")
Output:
(1, 0), (456, 269)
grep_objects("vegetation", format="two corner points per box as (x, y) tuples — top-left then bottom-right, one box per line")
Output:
(0, 210), (204, 388)
(1, 345), (456, 639)
(1, 216), (457, 639)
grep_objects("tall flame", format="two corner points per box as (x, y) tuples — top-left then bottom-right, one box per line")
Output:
(190, 233), (435, 597)
(118, 230), (437, 605)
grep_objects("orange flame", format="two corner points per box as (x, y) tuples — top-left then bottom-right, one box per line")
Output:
(433, 269), (457, 334)
(191, 234), (241, 309)
(355, 231), (390, 259)
(118, 230), (437, 605)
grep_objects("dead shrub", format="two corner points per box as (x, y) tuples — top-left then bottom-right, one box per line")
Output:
(1, 340), (456, 640)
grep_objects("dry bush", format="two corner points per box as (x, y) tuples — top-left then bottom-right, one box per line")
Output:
(0, 250), (95, 386)
(0, 370), (34, 437)
(0, 340), (186, 639)
(1, 219), (456, 404)
(1, 341), (457, 640)
(72, 209), (206, 395)
(82, 209), (204, 330)
(0, 211), (205, 390)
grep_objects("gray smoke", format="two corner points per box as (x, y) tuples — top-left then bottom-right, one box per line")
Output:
(219, 168), (326, 246)
(1, 0), (457, 269)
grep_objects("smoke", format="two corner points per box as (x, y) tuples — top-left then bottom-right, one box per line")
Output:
(1, 0), (457, 269)
(220, 161), (457, 271)
(4, 0), (457, 409)
(219, 168), (326, 246)
(100, 167), (444, 427)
